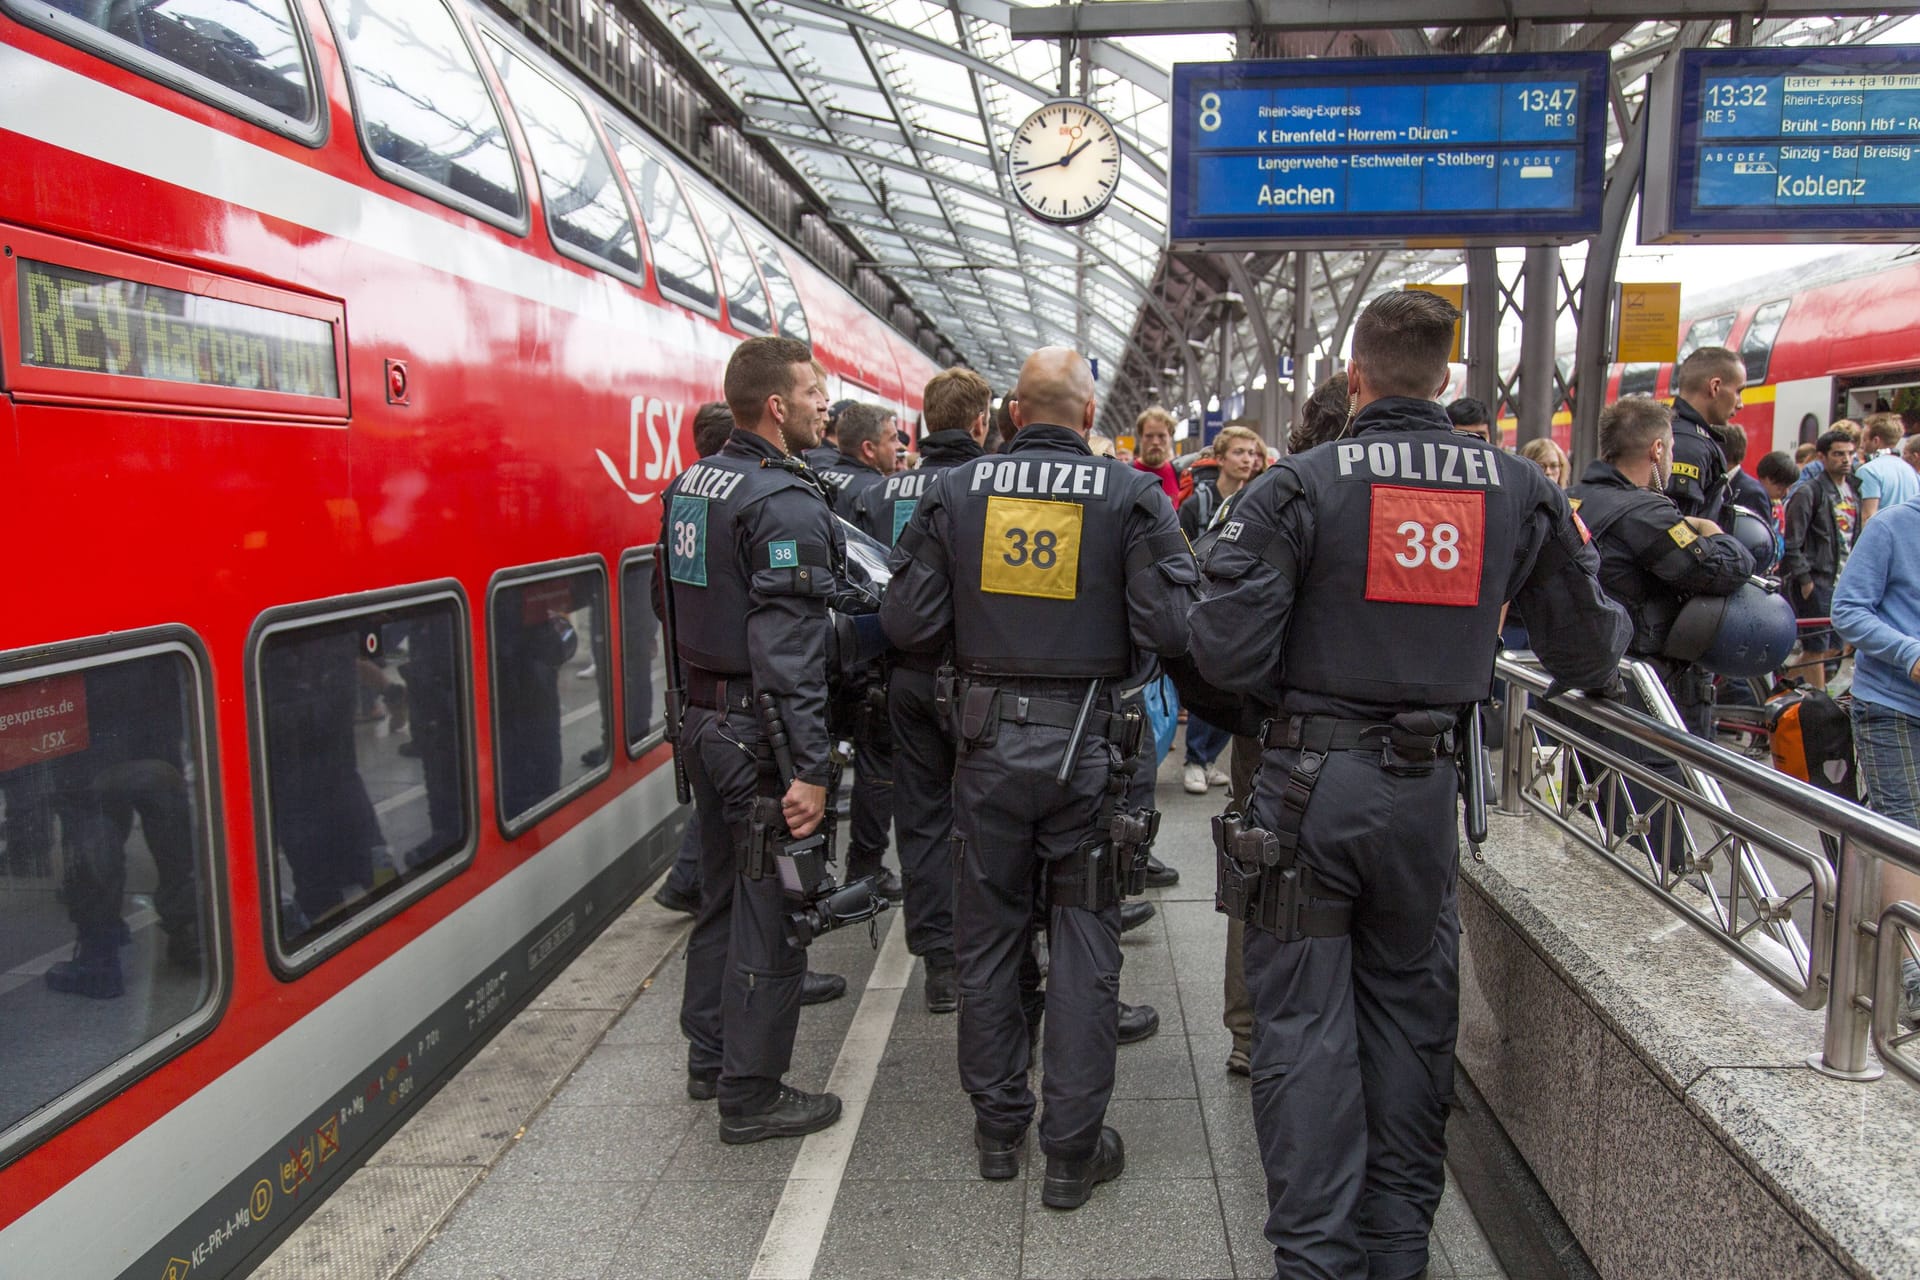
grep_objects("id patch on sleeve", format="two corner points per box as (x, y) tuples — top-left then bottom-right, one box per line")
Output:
(768, 539), (799, 568)
(1667, 521), (1698, 549)
(668, 494), (709, 586)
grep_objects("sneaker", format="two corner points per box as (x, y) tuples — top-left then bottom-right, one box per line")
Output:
(1206, 762), (1230, 788)
(925, 962), (958, 1014)
(1182, 762), (1208, 795)
(801, 971), (847, 1005)
(975, 1125), (1025, 1180)
(719, 1086), (842, 1144)
(1226, 1045), (1251, 1077)
(1042, 1125), (1124, 1210)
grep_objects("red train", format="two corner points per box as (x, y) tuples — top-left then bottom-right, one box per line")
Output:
(0, 0), (937, 1272)
(1509, 245), (1920, 455)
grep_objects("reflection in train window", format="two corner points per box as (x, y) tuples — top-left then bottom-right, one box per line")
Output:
(619, 551), (669, 754)
(607, 126), (720, 313)
(746, 231), (810, 343)
(489, 564), (610, 833)
(688, 191), (770, 334)
(257, 596), (472, 964)
(484, 36), (641, 278)
(16, 0), (317, 130)
(323, 0), (524, 223)
(0, 643), (218, 1146)
(1741, 299), (1791, 385)
(1677, 313), (1735, 364)
(1618, 363), (1660, 398)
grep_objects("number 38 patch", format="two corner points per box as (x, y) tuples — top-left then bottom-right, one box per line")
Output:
(1364, 485), (1485, 607)
(981, 496), (1082, 600)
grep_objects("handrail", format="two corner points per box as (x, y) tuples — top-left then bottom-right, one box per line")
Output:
(1494, 652), (1920, 1086)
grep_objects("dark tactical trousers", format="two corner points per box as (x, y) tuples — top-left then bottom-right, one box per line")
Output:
(887, 665), (955, 966)
(846, 700), (896, 882)
(954, 719), (1122, 1161)
(678, 705), (806, 1116)
(1243, 744), (1460, 1280)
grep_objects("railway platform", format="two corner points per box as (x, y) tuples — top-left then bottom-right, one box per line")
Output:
(254, 752), (1529, 1280)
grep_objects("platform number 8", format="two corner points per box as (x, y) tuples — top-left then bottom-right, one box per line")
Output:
(1394, 520), (1460, 571)
(1199, 92), (1222, 132)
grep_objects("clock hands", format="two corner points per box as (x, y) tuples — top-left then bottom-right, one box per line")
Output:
(1012, 136), (1100, 176)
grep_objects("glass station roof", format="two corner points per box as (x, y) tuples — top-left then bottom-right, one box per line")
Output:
(653, 2), (1906, 415)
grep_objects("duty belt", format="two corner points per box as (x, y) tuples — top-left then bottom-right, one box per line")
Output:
(1262, 714), (1448, 759)
(684, 669), (755, 713)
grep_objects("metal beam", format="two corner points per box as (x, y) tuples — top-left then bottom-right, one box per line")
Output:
(1516, 245), (1559, 446)
(1009, 0), (1906, 39)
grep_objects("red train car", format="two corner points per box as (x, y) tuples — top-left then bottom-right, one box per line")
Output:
(0, 0), (938, 1272)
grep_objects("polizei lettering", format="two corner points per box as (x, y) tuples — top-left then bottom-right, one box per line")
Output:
(1334, 439), (1502, 487)
(674, 461), (746, 502)
(969, 458), (1110, 498)
(880, 471), (934, 501)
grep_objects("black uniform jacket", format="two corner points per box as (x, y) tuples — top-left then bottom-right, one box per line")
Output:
(1568, 460), (1754, 661)
(1665, 396), (1731, 524)
(1190, 397), (1630, 719)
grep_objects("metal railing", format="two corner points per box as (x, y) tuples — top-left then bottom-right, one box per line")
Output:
(1494, 653), (1920, 1087)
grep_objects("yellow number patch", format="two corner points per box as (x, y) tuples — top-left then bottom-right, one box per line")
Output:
(981, 496), (1082, 600)
(1668, 520), (1698, 548)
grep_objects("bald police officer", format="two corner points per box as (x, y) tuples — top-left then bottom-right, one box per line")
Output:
(882, 347), (1198, 1207)
(662, 335), (844, 1144)
(1191, 291), (1630, 1279)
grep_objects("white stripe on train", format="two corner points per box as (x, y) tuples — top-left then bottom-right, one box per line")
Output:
(0, 765), (678, 1279)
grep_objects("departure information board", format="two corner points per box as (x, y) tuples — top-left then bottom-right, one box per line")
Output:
(1169, 54), (1610, 247)
(1644, 46), (1920, 243)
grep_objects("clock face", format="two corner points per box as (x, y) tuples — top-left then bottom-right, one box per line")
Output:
(1006, 100), (1122, 226)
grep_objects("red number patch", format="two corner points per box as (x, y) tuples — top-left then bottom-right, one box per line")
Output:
(1364, 485), (1486, 608)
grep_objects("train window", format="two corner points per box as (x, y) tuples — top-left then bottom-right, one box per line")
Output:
(618, 550), (669, 755)
(483, 36), (642, 280)
(488, 562), (611, 835)
(9, 0), (319, 138)
(688, 191), (771, 335)
(747, 231), (810, 343)
(607, 127), (720, 313)
(0, 633), (223, 1160)
(322, 0), (525, 227)
(1677, 313), (1736, 364)
(254, 590), (474, 972)
(1741, 299), (1791, 385)
(1618, 363), (1660, 398)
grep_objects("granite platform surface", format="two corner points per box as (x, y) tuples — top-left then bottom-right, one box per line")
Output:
(1459, 804), (1920, 1279)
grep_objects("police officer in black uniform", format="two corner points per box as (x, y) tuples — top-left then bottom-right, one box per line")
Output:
(882, 347), (1198, 1207)
(1666, 345), (1746, 524)
(1190, 291), (1630, 1280)
(802, 389), (847, 470)
(659, 336), (844, 1144)
(818, 402), (903, 897)
(852, 367), (991, 1011)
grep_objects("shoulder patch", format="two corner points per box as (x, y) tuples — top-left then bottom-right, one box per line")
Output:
(1220, 520), (1245, 542)
(1567, 497), (1582, 511)
(1669, 461), (1702, 482)
(1571, 510), (1592, 544)
(1668, 521), (1697, 549)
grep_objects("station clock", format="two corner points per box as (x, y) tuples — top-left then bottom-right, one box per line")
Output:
(1006, 99), (1123, 226)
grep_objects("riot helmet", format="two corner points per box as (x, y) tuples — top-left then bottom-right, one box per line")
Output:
(1664, 582), (1796, 678)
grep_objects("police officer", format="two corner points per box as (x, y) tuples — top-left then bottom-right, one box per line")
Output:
(1190, 291), (1630, 1279)
(852, 367), (991, 1011)
(1667, 345), (1746, 524)
(1567, 396), (1753, 874)
(815, 402), (899, 514)
(659, 336), (844, 1144)
(882, 347), (1198, 1207)
(818, 402), (903, 897)
(802, 386), (846, 470)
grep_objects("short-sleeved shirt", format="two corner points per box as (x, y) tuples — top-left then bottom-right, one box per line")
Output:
(1856, 452), (1920, 512)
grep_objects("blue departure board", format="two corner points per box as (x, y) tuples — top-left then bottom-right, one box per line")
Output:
(1169, 55), (1610, 247)
(1643, 46), (1920, 243)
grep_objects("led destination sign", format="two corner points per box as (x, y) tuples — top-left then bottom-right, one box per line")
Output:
(17, 258), (340, 398)
(1644, 46), (1920, 243)
(1171, 54), (1610, 247)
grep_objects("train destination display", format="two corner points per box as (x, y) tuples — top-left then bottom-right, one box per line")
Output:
(1170, 54), (1610, 247)
(1643, 46), (1920, 243)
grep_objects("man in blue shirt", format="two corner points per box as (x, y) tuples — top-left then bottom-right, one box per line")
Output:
(1855, 415), (1919, 526)
(1833, 476), (1920, 1024)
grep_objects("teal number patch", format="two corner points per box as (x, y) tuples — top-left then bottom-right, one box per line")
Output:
(890, 498), (918, 546)
(768, 539), (798, 568)
(668, 494), (709, 586)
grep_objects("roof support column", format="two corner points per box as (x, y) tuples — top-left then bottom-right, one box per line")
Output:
(1291, 252), (1313, 439)
(1516, 244), (1559, 447)
(1222, 256), (1282, 448)
(1466, 248), (1501, 412)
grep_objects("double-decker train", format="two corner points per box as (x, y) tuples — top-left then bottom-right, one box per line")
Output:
(0, 0), (938, 1271)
